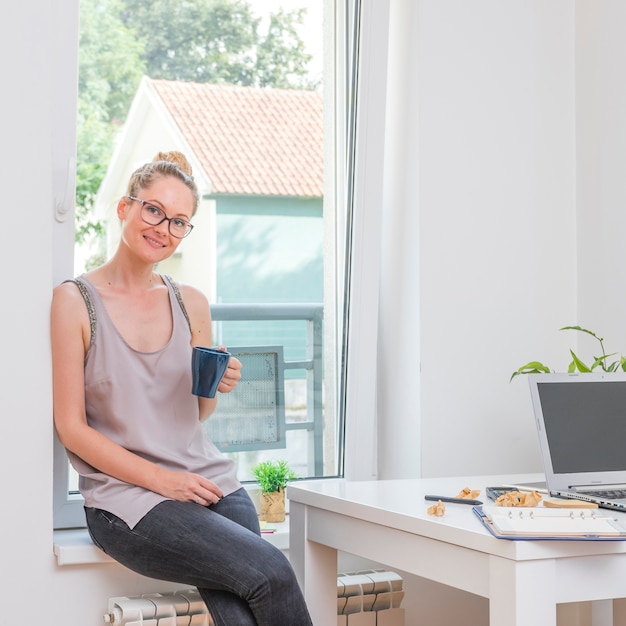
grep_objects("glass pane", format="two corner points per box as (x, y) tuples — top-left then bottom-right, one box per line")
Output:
(60, 0), (345, 522)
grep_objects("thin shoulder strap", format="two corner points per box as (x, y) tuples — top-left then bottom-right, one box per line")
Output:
(163, 274), (192, 334)
(65, 277), (96, 345)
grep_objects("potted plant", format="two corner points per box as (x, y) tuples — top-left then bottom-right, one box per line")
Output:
(251, 459), (298, 522)
(510, 325), (626, 381)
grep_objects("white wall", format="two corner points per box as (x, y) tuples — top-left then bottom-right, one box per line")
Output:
(378, 0), (578, 480)
(576, 0), (626, 352)
(4, 1), (626, 625)
(1, 0), (57, 618)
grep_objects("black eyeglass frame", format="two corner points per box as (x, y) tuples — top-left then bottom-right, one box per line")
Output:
(128, 195), (195, 238)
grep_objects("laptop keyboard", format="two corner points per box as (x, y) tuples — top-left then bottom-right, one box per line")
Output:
(584, 489), (626, 499)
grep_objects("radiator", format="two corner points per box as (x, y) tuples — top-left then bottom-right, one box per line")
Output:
(105, 571), (405, 626)
(337, 570), (405, 626)
(103, 589), (214, 626)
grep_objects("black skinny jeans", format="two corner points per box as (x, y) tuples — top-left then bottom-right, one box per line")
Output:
(86, 488), (313, 626)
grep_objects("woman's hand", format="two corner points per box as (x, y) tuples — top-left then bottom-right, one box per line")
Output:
(218, 350), (242, 393)
(158, 468), (223, 505)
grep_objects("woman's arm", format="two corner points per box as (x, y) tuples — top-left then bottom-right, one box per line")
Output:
(181, 285), (242, 421)
(51, 282), (223, 504)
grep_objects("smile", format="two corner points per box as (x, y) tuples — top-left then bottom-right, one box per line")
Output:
(144, 235), (166, 248)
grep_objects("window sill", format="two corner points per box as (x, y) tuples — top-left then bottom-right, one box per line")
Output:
(53, 517), (290, 566)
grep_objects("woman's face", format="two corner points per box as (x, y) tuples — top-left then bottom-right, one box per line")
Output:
(119, 175), (195, 263)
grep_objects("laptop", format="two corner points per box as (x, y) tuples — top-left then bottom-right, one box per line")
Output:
(528, 372), (626, 511)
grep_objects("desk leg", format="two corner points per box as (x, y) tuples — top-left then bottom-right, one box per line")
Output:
(591, 600), (613, 626)
(489, 556), (557, 626)
(289, 502), (337, 626)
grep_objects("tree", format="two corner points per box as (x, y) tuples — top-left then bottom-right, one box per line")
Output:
(76, 0), (145, 246)
(257, 8), (317, 89)
(119, 0), (315, 88)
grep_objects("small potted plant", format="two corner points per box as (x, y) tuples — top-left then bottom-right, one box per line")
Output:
(251, 459), (298, 522)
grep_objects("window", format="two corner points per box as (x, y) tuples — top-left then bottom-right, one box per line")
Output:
(53, 0), (367, 529)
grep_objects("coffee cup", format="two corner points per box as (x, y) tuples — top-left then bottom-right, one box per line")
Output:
(191, 346), (231, 398)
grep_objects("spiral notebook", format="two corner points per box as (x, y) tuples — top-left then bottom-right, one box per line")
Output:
(528, 372), (626, 511)
(474, 505), (626, 540)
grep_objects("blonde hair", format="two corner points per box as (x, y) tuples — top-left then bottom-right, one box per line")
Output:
(126, 151), (199, 214)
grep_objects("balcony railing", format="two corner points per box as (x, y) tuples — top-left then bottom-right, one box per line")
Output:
(210, 303), (325, 477)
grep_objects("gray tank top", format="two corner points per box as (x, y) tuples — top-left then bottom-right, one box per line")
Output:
(66, 275), (241, 529)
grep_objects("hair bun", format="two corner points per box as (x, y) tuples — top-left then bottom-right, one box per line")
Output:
(153, 151), (193, 176)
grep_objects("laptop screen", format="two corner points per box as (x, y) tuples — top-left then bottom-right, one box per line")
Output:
(536, 379), (626, 474)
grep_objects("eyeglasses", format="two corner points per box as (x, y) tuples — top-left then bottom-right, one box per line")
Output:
(128, 196), (194, 239)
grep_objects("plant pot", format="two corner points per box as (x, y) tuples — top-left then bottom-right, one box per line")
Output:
(259, 489), (286, 522)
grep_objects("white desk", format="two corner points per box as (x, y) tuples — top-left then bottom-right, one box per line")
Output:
(288, 474), (626, 626)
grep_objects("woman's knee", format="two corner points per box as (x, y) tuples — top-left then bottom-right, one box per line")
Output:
(261, 549), (300, 590)
(213, 488), (260, 534)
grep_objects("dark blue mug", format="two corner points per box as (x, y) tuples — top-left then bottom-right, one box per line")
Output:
(191, 347), (231, 398)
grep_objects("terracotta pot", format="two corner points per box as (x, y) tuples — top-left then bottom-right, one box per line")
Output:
(259, 489), (286, 522)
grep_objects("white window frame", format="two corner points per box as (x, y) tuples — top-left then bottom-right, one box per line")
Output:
(52, 0), (391, 529)
(52, 0), (82, 530)
(340, 0), (390, 481)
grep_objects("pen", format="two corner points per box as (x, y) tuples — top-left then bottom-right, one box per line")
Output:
(424, 495), (483, 505)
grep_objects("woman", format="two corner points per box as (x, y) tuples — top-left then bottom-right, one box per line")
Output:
(51, 151), (313, 626)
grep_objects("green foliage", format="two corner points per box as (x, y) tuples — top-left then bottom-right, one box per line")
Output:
(257, 8), (317, 89)
(76, 0), (146, 243)
(79, 0), (145, 125)
(119, 0), (315, 88)
(510, 325), (626, 381)
(74, 160), (107, 245)
(121, 0), (257, 84)
(251, 460), (297, 493)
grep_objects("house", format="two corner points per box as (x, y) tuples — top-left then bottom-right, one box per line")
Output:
(8, 1), (626, 624)
(95, 77), (324, 364)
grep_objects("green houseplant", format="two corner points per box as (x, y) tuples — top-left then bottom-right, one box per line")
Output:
(510, 326), (626, 381)
(251, 460), (298, 522)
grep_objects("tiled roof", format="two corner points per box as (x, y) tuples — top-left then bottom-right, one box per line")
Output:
(149, 78), (323, 197)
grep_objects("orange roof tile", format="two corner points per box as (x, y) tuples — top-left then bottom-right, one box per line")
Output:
(149, 78), (323, 198)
